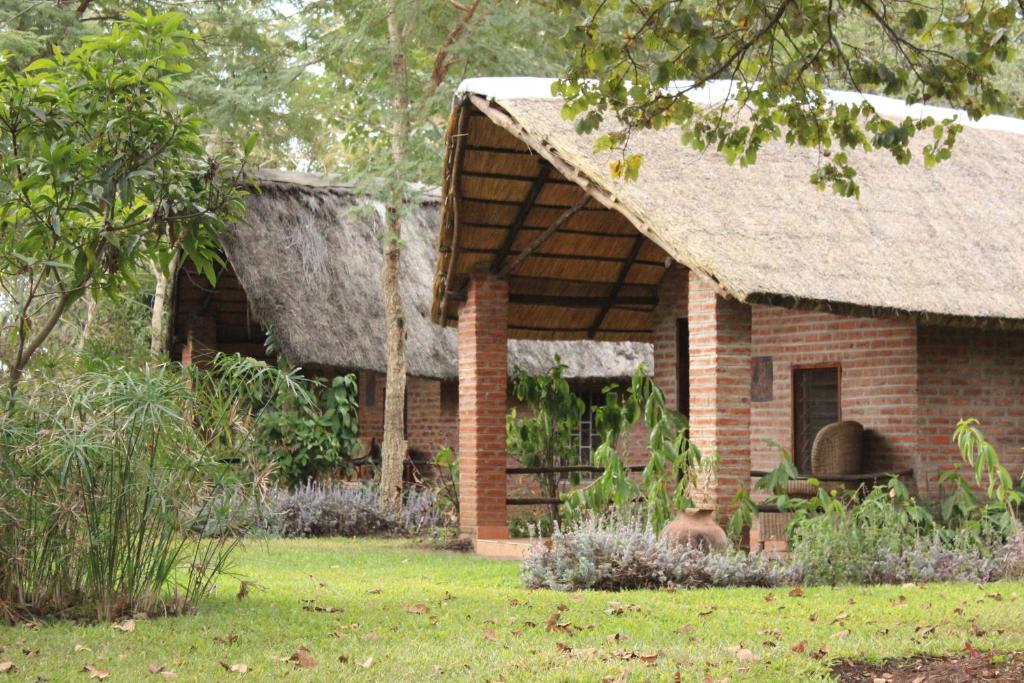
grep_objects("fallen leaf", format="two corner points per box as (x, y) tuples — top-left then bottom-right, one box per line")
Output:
(791, 640), (807, 653)
(638, 652), (660, 665)
(732, 647), (760, 662)
(763, 594), (777, 603)
(148, 663), (164, 674)
(83, 665), (110, 679)
(403, 604), (429, 614)
(0, 661), (15, 674)
(366, 588), (381, 594)
(360, 656), (374, 669)
(697, 606), (716, 617)
(832, 629), (850, 639)
(112, 618), (135, 632)
(219, 661), (249, 674)
(788, 587), (804, 597)
(74, 644), (92, 653)
(830, 611), (849, 624)
(213, 633), (239, 645)
(482, 628), (497, 641)
(288, 646), (317, 669)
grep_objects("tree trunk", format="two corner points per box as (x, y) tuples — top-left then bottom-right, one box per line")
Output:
(378, 0), (412, 515)
(148, 250), (180, 360)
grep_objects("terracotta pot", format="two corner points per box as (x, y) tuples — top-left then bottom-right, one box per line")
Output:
(663, 508), (729, 551)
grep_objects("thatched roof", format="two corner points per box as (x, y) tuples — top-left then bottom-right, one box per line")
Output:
(220, 169), (651, 379)
(431, 78), (1024, 338)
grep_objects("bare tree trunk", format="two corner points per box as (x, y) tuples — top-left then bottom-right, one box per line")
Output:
(148, 250), (180, 360)
(378, 0), (412, 514)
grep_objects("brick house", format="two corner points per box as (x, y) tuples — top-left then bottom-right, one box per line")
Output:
(429, 78), (1024, 543)
(171, 170), (651, 479)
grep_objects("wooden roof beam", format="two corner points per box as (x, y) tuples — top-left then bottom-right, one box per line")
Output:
(588, 235), (645, 339)
(496, 192), (592, 278)
(490, 163), (551, 274)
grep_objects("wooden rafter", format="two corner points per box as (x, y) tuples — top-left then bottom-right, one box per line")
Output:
(588, 235), (646, 339)
(490, 163), (551, 273)
(497, 192), (592, 278)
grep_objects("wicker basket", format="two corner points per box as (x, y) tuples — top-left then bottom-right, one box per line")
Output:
(757, 511), (794, 542)
(810, 421), (864, 476)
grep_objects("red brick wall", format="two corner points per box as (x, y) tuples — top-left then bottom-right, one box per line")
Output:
(917, 325), (1024, 497)
(749, 307), (919, 477)
(457, 272), (509, 539)
(687, 271), (752, 513)
(406, 376), (460, 457)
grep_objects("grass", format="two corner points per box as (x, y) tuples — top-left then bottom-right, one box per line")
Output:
(2, 538), (1023, 682)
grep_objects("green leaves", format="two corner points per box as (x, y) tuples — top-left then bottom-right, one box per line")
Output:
(552, 0), (1022, 195)
(0, 12), (250, 388)
(563, 364), (701, 533)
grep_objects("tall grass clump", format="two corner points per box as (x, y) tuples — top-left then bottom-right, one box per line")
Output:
(0, 354), (315, 622)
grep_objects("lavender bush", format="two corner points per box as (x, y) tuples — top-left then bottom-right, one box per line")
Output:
(521, 514), (801, 591)
(196, 482), (449, 538)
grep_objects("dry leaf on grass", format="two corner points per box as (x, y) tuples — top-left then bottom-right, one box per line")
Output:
(83, 664), (110, 679)
(0, 661), (15, 674)
(728, 646), (760, 662)
(288, 646), (317, 669)
(219, 661), (249, 674)
(788, 587), (804, 597)
(112, 619), (135, 633)
(360, 656), (374, 669)
(482, 628), (497, 641)
(791, 640), (807, 653)
(403, 604), (429, 614)
(74, 644), (92, 653)
(213, 633), (238, 645)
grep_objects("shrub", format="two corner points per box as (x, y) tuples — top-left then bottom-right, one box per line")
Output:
(0, 356), (302, 622)
(521, 514), (801, 591)
(788, 482), (1024, 586)
(196, 482), (448, 539)
(254, 368), (361, 485)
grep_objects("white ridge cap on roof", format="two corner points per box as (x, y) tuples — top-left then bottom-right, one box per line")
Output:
(456, 77), (1024, 136)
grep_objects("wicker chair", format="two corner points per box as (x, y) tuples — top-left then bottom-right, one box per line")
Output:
(810, 420), (864, 476)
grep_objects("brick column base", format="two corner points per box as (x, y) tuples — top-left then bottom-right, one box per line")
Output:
(457, 272), (509, 540)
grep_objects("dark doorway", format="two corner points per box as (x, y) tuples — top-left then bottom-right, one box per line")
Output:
(676, 318), (689, 417)
(792, 366), (840, 473)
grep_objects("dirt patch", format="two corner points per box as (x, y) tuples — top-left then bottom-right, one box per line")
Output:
(833, 651), (1024, 682)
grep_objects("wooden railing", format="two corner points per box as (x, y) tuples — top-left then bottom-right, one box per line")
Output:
(505, 464), (646, 506)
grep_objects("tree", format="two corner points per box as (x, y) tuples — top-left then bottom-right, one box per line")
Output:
(300, 0), (572, 512)
(552, 0), (1023, 195)
(0, 11), (248, 393)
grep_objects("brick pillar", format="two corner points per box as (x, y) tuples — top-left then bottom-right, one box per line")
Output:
(457, 271), (509, 540)
(687, 271), (751, 515)
(181, 312), (217, 367)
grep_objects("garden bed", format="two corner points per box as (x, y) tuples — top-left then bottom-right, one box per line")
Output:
(833, 651), (1024, 682)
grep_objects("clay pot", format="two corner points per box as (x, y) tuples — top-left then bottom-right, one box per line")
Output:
(663, 508), (729, 552)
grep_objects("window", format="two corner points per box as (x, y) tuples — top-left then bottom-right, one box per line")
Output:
(792, 366), (840, 474)
(577, 390), (603, 463)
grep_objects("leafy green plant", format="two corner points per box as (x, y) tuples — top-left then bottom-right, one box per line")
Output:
(0, 11), (249, 394)
(0, 354), (307, 621)
(954, 418), (1024, 517)
(563, 364), (700, 532)
(507, 358), (585, 522)
(432, 446), (459, 516)
(256, 373), (360, 485)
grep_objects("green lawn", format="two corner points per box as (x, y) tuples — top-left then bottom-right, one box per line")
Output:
(3, 539), (1022, 682)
